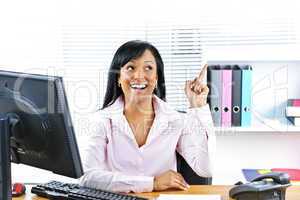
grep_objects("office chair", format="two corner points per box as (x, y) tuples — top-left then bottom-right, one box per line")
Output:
(176, 152), (212, 185)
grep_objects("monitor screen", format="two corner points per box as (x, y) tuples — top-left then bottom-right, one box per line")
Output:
(0, 70), (83, 179)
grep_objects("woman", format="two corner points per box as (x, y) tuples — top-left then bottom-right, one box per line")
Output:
(80, 40), (215, 193)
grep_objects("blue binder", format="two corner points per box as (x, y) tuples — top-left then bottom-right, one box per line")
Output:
(241, 65), (252, 126)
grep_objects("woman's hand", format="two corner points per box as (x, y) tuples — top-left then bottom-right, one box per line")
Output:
(153, 170), (189, 191)
(185, 64), (209, 108)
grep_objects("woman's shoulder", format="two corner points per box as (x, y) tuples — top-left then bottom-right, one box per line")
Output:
(85, 110), (112, 137)
(88, 109), (111, 123)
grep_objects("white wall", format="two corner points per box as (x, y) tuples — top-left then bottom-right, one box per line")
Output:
(214, 133), (300, 184)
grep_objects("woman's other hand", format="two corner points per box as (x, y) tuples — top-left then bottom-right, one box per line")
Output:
(153, 170), (189, 191)
(185, 64), (209, 108)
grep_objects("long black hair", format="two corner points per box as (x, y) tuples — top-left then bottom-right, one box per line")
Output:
(102, 40), (166, 109)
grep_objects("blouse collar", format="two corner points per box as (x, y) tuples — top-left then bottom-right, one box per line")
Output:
(100, 95), (181, 123)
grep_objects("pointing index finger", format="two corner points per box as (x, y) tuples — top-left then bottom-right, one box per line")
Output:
(197, 64), (208, 82)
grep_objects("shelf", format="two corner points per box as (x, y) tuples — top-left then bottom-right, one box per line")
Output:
(214, 113), (300, 134)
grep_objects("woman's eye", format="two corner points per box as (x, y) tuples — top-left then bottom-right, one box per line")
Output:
(126, 66), (134, 71)
(145, 66), (153, 70)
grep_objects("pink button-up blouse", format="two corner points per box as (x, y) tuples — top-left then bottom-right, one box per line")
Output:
(79, 95), (215, 193)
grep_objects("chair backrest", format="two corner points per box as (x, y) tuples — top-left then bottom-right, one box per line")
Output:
(176, 152), (212, 185)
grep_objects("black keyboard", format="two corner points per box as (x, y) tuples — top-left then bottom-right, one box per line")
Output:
(31, 180), (149, 200)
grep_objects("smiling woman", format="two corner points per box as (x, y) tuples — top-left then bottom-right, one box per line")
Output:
(79, 40), (215, 193)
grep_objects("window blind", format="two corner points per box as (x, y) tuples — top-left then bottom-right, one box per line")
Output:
(62, 16), (300, 114)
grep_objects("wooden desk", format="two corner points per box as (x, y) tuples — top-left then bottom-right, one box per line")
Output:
(13, 185), (300, 200)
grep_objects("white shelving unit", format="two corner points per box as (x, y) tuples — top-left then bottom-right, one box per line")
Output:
(209, 60), (300, 135)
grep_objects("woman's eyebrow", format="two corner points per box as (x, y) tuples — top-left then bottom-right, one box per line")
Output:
(144, 61), (154, 64)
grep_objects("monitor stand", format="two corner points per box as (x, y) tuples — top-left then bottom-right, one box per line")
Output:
(0, 113), (12, 200)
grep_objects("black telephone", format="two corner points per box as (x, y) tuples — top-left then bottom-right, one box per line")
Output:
(229, 172), (291, 200)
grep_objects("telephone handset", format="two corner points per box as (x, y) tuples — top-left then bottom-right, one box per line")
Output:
(229, 172), (291, 200)
(251, 172), (290, 185)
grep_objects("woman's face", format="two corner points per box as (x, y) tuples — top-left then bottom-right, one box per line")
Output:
(118, 49), (158, 102)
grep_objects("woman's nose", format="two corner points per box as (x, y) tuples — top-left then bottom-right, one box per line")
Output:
(133, 68), (145, 79)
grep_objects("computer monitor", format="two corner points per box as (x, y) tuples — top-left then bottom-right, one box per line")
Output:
(0, 70), (83, 199)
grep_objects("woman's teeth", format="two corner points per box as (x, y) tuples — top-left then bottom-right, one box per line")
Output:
(130, 83), (147, 89)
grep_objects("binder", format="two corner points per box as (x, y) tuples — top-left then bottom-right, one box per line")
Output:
(221, 66), (232, 127)
(272, 168), (300, 181)
(207, 65), (222, 126)
(286, 99), (300, 117)
(231, 65), (242, 126)
(242, 169), (272, 182)
(241, 65), (252, 126)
